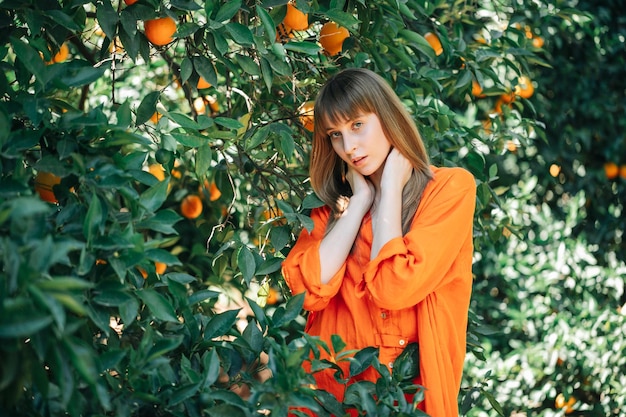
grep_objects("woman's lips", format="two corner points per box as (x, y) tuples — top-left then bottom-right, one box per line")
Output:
(352, 156), (366, 166)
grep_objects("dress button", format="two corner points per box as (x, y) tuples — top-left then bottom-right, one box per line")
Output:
(380, 312), (387, 319)
(399, 339), (405, 346)
(388, 362), (394, 368)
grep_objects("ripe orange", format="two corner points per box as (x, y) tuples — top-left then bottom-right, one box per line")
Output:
(145, 17), (177, 46)
(319, 22), (349, 56)
(499, 91), (516, 104)
(276, 23), (294, 42)
(155, 261), (167, 274)
(555, 393), (576, 414)
(515, 75), (534, 99)
(137, 266), (148, 279)
(298, 100), (315, 132)
(193, 97), (206, 114)
(46, 43), (69, 64)
(619, 164), (626, 179)
(34, 171), (61, 203)
(532, 36), (545, 48)
(124, 0), (138, 4)
(197, 77), (211, 89)
(150, 112), (162, 124)
(283, 3), (309, 31)
(181, 194), (203, 219)
(604, 162), (619, 179)
(200, 180), (222, 201)
(207, 96), (219, 113)
(148, 163), (166, 181)
(471, 80), (484, 97)
(549, 164), (561, 177)
(424, 32), (443, 56)
(266, 287), (280, 305)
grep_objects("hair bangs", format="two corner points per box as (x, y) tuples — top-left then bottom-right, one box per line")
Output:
(315, 76), (376, 131)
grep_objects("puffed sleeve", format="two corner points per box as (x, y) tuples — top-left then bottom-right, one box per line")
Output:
(282, 206), (346, 311)
(362, 167), (476, 310)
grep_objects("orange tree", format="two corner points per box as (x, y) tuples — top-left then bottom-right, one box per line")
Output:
(0, 0), (546, 415)
(461, 1), (626, 415)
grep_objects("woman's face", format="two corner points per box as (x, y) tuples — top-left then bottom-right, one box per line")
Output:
(325, 112), (392, 178)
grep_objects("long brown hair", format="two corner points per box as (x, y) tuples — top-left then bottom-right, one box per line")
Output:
(310, 68), (433, 234)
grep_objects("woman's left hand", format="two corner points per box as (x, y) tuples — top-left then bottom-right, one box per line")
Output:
(381, 148), (413, 191)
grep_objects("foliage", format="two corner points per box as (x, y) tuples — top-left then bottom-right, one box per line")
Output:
(494, 0), (626, 265)
(0, 0), (557, 415)
(466, 183), (626, 416)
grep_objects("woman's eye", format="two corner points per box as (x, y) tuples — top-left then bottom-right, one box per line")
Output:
(329, 131), (341, 139)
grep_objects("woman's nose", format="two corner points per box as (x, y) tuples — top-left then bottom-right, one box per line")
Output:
(342, 134), (357, 154)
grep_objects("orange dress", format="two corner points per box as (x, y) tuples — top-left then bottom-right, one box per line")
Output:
(282, 166), (476, 417)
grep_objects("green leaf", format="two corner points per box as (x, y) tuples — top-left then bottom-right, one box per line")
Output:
(137, 209), (183, 234)
(255, 257), (283, 276)
(195, 144), (212, 178)
(193, 55), (218, 87)
(10, 37), (46, 87)
(256, 5), (276, 43)
(214, 117), (243, 130)
(35, 277), (94, 291)
(136, 289), (179, 323)
(260, 56), (273, 92)
(203, 309), (240, 340)
(63, 338), (98, 384)
(95, 1), (119, 40)
(0, 314), (53, 338)
(146, 335), (184, 362)
(237, 245), (256, 285)
(139, 178), (169, 213)
(188, 289), (220, 306)
(136, 91), (160, 125)
(272, 292), (304, 327)
(214, 0), (242, 22)
(284, 41), (321, 55)
(279, 130), (295, 159)
(83, 193), (104, 246)
(225, 22), (254, 46)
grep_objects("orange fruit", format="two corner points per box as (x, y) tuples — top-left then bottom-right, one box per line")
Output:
(532, 36), (544, 48)
(51, 43), (69, 63)
(266, 287), (280, 305)
(144, 17), (177, 46)
(424, 32), (443, 56)
(555, 393), (576, 414)
(34, 171), (61, 203)
(207, 96), (219, 113)
(619, 164), (626, 179)
(148, 163), (165, 181)
(181, 194), (203, 219)
(150, 112), (162, 124)
(124, 0), (138, 4)
(506, 140), (517, 152)
(493, 98), (512, 114)
(549, 164), (561, 177)
(193, 97), (206, 114)
(200, 180), (222, 201)
(499, 91), (516, 104)
(515, 76), (534, 99)
(197, 77), (211, 89)
(319, 22), (349, 56)
(283, 3), (309, 31)
(155, 261), (167, 274)
(471, 80), (483, 97)
(604, 162), (619, 179)
(276, 23), (294, 42)
(137, 266), (148, 279)
(298, 100), (315, 132)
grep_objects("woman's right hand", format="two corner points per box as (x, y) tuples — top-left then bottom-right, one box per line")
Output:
(345, 165), (375, 213)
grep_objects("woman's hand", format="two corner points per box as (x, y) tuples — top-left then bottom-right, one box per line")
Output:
(345, 164), (375, 213)
(381, 148), (413, 191)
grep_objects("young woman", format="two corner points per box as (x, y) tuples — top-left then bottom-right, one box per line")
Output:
(281, 68), (476, 416)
